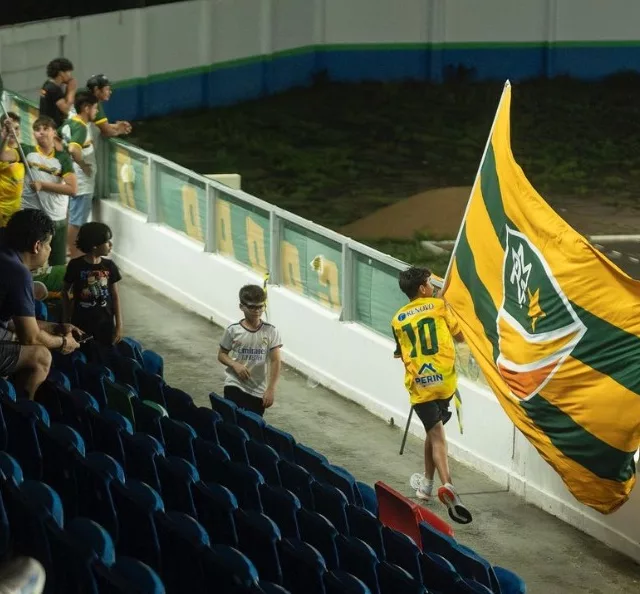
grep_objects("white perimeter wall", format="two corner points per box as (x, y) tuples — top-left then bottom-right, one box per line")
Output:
(3, 0), (640, 100)
(97, 199), (640, 564)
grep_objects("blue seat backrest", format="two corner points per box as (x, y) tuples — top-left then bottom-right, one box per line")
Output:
(312, 481), (350, 535)
(347, 505), (385, 561)
(236, 509), (283, 585)
(163, 386), (195, 423)
(298, 508), (340, 571)
(201, 544), (260, 591)
(378, 561), (426, 594)
(160, 417), (197, 465)
(337, 535), (381, 594)
(260, 483), (301, 539)
(193, 438), (230, 483)
(279, 537), (327, 594)
(216, 422), (250, 465)
(187, 406), (221, 443)
(278, 460), (315, 510)
(192, 481), (239, 548)
(264, 425), (296, 462)
(122, 432), (165, 493)
(247, 439), (281, 486)
(236, 407), (266, 441)
(208, 392), (237, 424)
(324, 569), (372, 594)
(156, 455), (200, 517)
(382, 525), (422, 582)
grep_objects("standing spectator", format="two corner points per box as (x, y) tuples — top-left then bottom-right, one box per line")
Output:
(59, 91), (99, 259)
(0, 209), (80, 400)
(39, 58), (77, 130)
(62, 222), (123, 349)
(217, 285), (282, 417)
(0, 116), (77, 266)
(0, 112), (24, 227)
(85, 74), (132, 138)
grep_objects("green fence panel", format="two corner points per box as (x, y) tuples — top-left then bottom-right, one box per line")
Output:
(216, 194), (270, 275)
(3, 91), (38, 145)
(108, 144), (149, 214)
(280, 221), (342, 311)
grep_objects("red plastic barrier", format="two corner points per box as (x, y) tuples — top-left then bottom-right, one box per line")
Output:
(375, 481), (454, 549)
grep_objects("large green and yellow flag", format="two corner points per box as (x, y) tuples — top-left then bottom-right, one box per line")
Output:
(443, 81), (640, 514)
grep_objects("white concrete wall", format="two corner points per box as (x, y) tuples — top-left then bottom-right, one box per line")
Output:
(3, 0), (640, 101)
(97, 198), (640, 565)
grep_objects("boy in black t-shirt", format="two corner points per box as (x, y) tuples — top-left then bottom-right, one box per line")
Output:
(39, 58), (76, 130)
(62, 222), (123, 348)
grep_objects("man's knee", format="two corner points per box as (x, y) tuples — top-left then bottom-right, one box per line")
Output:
(18, 345), (52, 374)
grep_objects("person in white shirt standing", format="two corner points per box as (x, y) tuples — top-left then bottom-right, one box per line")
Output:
(217, 284), (283, 417)
(59, 90), (99, 259)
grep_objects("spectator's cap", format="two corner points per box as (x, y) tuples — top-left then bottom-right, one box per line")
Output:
(86, 74), (110, 90)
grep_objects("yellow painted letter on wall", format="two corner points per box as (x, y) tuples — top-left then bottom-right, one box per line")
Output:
(246, 217), (267, 273)
(182, 185), (204, 242)
(216, 199), (235, 257)
(281, 241), (304, 295)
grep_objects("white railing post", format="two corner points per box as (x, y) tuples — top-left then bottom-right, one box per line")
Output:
(340, 241), (356, 322)
(205, 182), (217, 253)
(146, 155), (159, 223)
(269, 210), (282, 285)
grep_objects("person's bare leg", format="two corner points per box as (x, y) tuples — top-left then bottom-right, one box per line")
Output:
(12, 345), (52, 399)
(424, 435), (436, 481)
(428, 422), (452, 485)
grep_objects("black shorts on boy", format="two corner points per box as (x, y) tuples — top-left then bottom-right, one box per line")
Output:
(413, 395), (453, 433)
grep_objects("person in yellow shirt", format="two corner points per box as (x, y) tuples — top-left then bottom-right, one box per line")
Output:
(0, 113), (25, 227)
(392, 266), (472, 524)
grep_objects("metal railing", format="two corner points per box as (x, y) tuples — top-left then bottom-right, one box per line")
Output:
(2, 88), (486, 387)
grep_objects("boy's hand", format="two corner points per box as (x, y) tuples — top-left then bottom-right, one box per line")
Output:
(80, 162), (93, 176)
(232, 362), (251, 381)
(30, 181), (42, 192)
(263, 388), (275, 409)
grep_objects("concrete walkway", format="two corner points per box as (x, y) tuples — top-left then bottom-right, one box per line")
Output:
(120, 275), (640, 594)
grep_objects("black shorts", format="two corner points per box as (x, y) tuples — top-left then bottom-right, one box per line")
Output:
(224, 385), (266, 417)
(414, 396), (453, 433)
(0, 337), (21, 378)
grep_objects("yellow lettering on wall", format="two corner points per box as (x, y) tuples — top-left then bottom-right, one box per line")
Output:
(115, 148), (136, 209)
(182, 185), (204, 242)
(216, 199), (235, 257)
(281, 241), (303, 294)
(317, 259), (341, 311)
(246, 216), (267, 273)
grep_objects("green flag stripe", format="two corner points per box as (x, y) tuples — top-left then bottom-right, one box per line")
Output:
(482, 141), (640, 397)
(453, 229), (500, 362)
(522, 394), (636, 482)
(570, 304), (640, 397)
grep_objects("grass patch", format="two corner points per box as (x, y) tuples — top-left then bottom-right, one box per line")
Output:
(127, 72), (640, 265)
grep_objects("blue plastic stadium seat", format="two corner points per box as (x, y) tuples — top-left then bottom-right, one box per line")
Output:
(111, 479), (164, 571)
(156, 511), (209, 594)
(163, 387), (195, 424)
(118, 337), (144, 365)
(337, 535), (381, 594)
(279, 537), (327, 594)
(135, 367), (167, 409)
(156, 456), (200, 517)
(247, 439), (281, 486)
(192, 482), (239, 547)
(278, 460), (315, 510)
(142, 349), (164, 378)
(378, 561), (426, 594)
(131, 398), (166, 445)
(347, 504), (385, 560)
(89, 409), (130, 466)
(264, 425), (296, 462)
(381, 525), (422, 582)
(122, 432), (165, 493)
(260, 483), (301, 539)
(3, 398), (44, 480)
(111, 355), (143, 394)
(324, 570), (372, 594)
(0, 378), (17, 400)
(208, 392), (237, 424)
(160, 417), (197, 465)
(47, 368), (72, 391)
(193, 438), (230, 482)
(214, 422), (250, 465)
(103, 556), (166, 594)
(236, 407), (266, 441)
(294, 443), (328, 475)
(201, 544), (260, 591)
(75, 362), (114, 410)
(312, 481), (350, 535)
(419, 552), (462, 592)
(237, 509), (283, 585)
(217, 461), (265, 512)
(297, 508), (340, 571)
(186, 406), (221, 443)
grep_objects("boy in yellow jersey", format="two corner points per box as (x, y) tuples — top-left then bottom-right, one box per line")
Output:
(0, 113), (25, 227)
(392, 266), (472, 524)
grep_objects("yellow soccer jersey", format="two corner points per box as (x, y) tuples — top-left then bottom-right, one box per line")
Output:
(0, 160), (25, 227)
(391, 297), (461, 404)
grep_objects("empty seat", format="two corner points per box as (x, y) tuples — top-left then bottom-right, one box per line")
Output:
(236, 407), (266, 441)
(382, 526), (422, 582)
(279, 460), (315, 509)
(201, 544), (260, 592)
(135, 368), (167, 409)
(76, 362), (114, 410)
(209, 392), (237, 424)
(61, 389), (100, 447)
(279, 537), (327, 594)
(95, 555), (165, 594)
(260, 484), (301, 539)
(186, 406), (221, 443)
(0, 452), (23, 485)
(216, 422), (250, 465)
(122, 432), (165, 492)
(298, 508), (339, 571)
(131, 399), (166, 445)
(247, 439), (281, 485)
(111, 356), (143, 394)
(142, 349), (164, 377)
(118, 337), (144, 365)
(294, 443), (328, 475)
(156, 511), (209, 594)
(156, 456), (199, 517)
(236, 509), (283, 585)
(419, 552), (462, 593)
(89, 409), (132, 466)
(378, 561), (425, 594)
(4, 398), (45, 479)
(193, 438), (230, 482)
(347, 505), (385, 560)
(192, 482), (239, 547)
(217, 461), (265, 512)
(336, 535), (380, 594)
(160, 417), (197, 465)
(0, 378), (16, 400)
(264, 425), (296, 462)
(163, 387), (195, 423)
(325, 570), (372, 594)
(104, 378), (137, 426)
(312, 482), (350, 535)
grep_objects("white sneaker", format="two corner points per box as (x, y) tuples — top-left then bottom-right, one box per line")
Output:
(409, 472), (434, 501)
(0, 557), (46, 594)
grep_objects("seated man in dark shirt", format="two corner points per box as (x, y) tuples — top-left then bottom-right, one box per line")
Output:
(0, 209), (81, 399)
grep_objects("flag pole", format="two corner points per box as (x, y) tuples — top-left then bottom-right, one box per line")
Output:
(442, 79), (512, 291)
